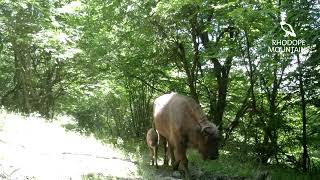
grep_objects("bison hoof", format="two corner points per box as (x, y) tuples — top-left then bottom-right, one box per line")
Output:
(179, 171), (191, 180)
(172, 171), (180, 178)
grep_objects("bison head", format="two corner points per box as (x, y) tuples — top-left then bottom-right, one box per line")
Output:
(198, 123), (221, 160)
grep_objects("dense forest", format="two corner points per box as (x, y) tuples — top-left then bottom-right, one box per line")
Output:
(0, 0), (319, 179)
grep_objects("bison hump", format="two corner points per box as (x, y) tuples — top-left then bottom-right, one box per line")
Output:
(153, 93), (177, 117)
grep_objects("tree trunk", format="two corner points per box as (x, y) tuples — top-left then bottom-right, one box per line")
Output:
(176, 41), (199, 103)
(212, 56), (232, 128)
(14, 46), (31, 113)
(297, 54), (308, 172)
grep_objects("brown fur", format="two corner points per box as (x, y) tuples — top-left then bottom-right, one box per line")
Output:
(146, 128), (160, 168)
(154, 93), (221, 178)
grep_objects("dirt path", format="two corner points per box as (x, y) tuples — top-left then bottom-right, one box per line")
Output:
(0, 111), (140, 180)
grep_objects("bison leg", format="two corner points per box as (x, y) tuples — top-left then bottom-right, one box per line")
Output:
(168, 142), (176, 168)
(149, 147), (155, 166)
(179, 158), (190, 180)
(163, 140), (169, 166)
(172, 160), (180, 171)
(155, 146), (159, 168)
(173, 145), (190, 179)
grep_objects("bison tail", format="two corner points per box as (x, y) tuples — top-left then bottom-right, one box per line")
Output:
(155, 129), (160, 146)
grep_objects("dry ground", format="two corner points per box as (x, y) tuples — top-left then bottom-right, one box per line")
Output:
(0, 110), (140, 180)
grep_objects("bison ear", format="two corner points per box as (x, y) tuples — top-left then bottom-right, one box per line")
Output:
(201, 126), (212, 136)
(202, 125), (219, 137)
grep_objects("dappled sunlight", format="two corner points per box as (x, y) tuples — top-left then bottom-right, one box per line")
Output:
(220, 150), (231, 155)
(0, 110), (140, 179)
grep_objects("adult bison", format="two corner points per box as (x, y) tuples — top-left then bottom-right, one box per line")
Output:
(154, 93), (221, 178)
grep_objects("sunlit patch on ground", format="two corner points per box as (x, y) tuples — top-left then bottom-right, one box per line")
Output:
(0, 109), (140, 180)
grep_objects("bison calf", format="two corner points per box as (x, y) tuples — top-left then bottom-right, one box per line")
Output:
(146, 128), (169, 168)
(146, 128), (160, 168)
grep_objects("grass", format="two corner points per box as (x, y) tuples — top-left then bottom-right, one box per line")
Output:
(186, 142), (319, 180)
(188, 151), (317, 179)
(188, 150), (256, 177)
(110, 137), (319, 180)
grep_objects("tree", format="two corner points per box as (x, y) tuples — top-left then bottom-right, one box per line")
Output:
(0, 0), (81, 117)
